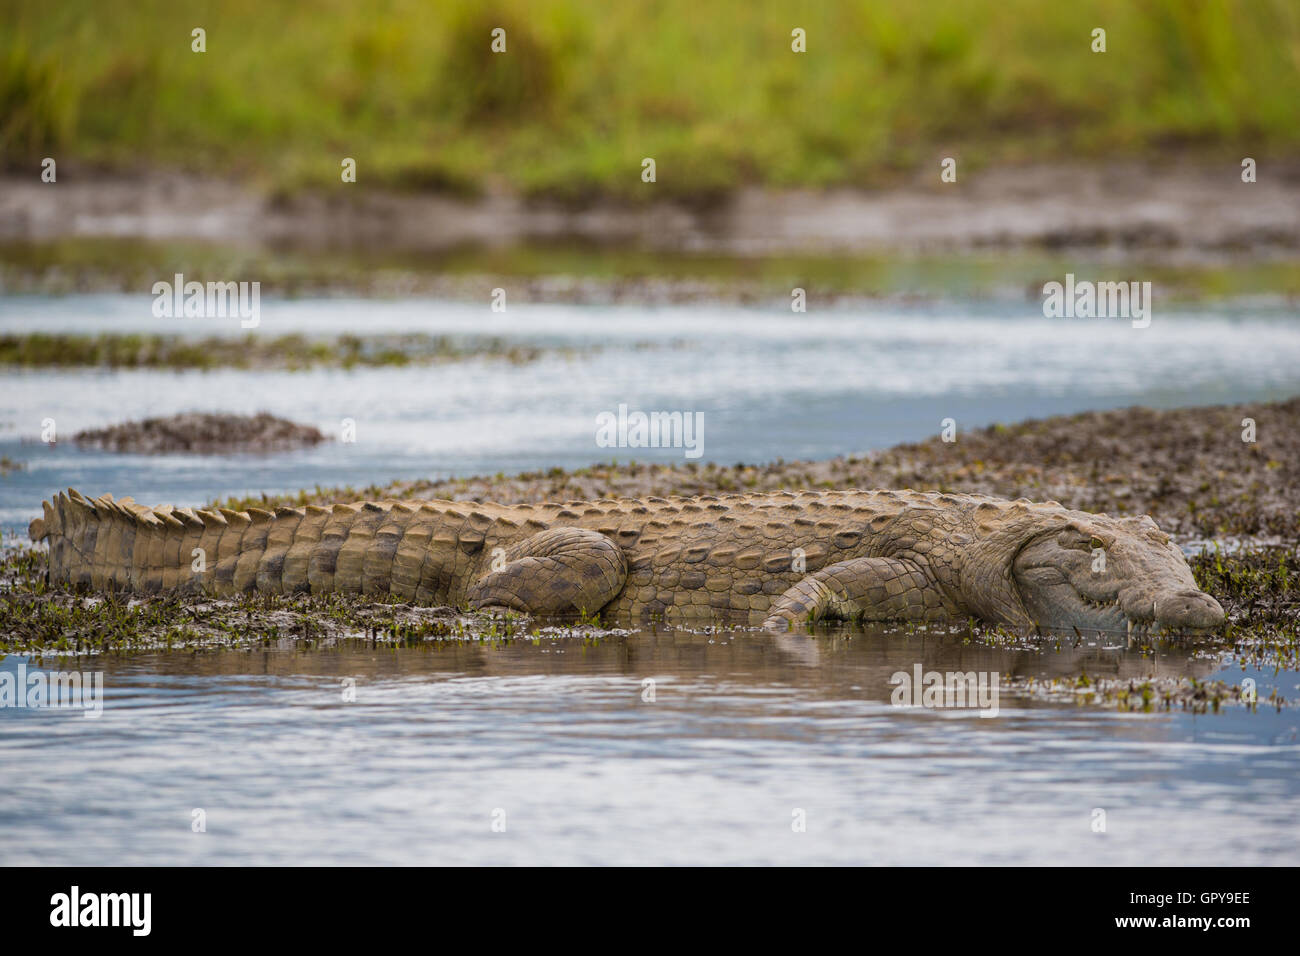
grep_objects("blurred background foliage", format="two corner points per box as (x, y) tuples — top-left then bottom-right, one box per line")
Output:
(1, 0), (1298, 200)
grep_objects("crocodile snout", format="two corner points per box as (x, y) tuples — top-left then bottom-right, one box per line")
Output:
(1154, 589), (1225, 630)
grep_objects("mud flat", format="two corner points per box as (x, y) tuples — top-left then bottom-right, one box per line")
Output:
(4, 162), (1299, 259)
(73, 412), (326, 454)
(248, 396), (1300, 544)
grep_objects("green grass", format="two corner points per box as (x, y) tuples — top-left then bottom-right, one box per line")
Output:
(0, 331), (579, 369)
(3, 0), (1299, 199)
(5, 237), (1300, 302)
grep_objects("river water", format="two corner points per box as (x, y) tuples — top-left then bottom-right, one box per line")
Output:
(2, 294), (1299, 530)
(2, 631), (1297, 865)
(1, 294), (1298, 865)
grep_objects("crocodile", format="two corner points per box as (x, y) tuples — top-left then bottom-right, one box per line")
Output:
(28, 487), (1225, 634)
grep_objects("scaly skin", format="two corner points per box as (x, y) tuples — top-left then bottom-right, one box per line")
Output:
(29, 487), (1225, 634)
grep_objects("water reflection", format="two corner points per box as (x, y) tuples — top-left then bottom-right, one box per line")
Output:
(1, 626), (1295, 865)
(47, 624), (1221, 697)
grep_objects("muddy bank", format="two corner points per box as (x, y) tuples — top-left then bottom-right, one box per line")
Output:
(74, 412), (326, 454)
(235, 397), (1300, 544)
(4, 162), (1299, 259)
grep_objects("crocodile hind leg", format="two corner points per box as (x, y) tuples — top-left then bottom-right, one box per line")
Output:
(762, 557), (953, 630)
(466, 528), (627, 618)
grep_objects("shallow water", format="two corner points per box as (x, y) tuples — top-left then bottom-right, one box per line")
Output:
(2, 295), (1299, 530)
(1, 628), (1296, 865)
(2, 293), (1298, 865)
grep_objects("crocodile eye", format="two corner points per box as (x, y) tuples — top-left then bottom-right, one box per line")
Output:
(1090, 535), (1105, 551)
(1056, 529), (1093, 551)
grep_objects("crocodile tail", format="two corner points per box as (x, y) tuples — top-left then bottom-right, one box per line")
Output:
(36, 489), (158, 591)
(31, 491), (456, 598)
(35, 489), (253, 594)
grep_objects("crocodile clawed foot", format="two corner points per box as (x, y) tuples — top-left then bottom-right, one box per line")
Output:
(474, 604), (528, 621)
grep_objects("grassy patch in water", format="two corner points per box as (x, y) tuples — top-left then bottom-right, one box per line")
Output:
(0, 331), (582, 370)
(1190, 545), (1300, 662)
(4, 238), (1300, 303)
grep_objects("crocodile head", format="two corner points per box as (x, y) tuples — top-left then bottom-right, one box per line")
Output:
(960, 506), (1224, 634)
(1010, 514), (1224, 634)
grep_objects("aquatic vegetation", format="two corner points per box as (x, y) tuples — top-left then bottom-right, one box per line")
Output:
(0, 331), (586, 371)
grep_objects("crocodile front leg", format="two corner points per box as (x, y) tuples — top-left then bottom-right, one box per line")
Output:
(466, 528), (627, 617)
(762, 556), (953, 630)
